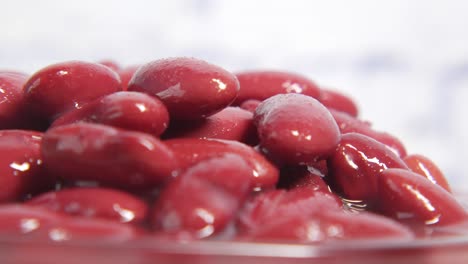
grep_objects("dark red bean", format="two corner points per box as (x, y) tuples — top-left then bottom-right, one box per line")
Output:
(328, 133), (408, 205)
(0, 205), (139, 242)
(26, 187), (148, 224)
(42, 123), (179, 190)
(239, 99), (261, 113)
(0, 71), (32, 129)
(23, 61), (122, 122)
(0, 205), (62, 237)
(378, 168), (467, 226)
(254, 93), (340, 165)
(319, 88), (359, 117)
(0, 130), (51, 202)
(164, 107), (257, 145)
(235, 70), (321, 104)
(331, 110), (407, 157)
(404, 154), (451, 192)
(164, 138), (279, 190)
(237, 188), (342, 234)
(152, 154), (252, 238)
(117, 65), (140, 91)
(277, 164), (330, 191)
(248, 210), (413, 242)
(51, 91), (170, 136)
(45, 217), (140, 242)
(128, 57), (239, 120)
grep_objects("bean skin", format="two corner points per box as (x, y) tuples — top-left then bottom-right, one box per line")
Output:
(328, 133), (408, 206)
(403, 154), (451, 192)
(378, 168), (467, 226)
(248, 210), (413, 242)
(319, 88), (359, 117)
(152, 154), (252, 239)
(164, 106), (258, 145)
(26, 187), (149, 224)
(237, 188), (343, 234)
(164, 138), (279, 190)
(51, 91), (170, 137)
(41, 123), (179, 190)
(235, 70), (321, 104)
(23, 61), (122, 122)
(0, 72), (32, 129)
(0, 130), (51, 202)
(330, 110), (407, 157)
(254, 93), (341, 165)
(128, 57), (239, 120)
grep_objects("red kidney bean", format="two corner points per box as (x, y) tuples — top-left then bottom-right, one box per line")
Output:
(164, 107), (258, 145)
(164, 138), (279, 190)
(237, 188), (342, 234)
(0, 205), (139, 242)
(239, 99), (262, 113)
(254, 93), (341, 165)
(378, 168), (467, 226)
(41, 123), (179, 190)
(152, 153), (252, 238)
(45, 217), (140, 242)
(404, 154), (451, 193)
(328, 133), (408, 206)
(23, 61), (122, 122)
(319, 88), (359, 117)
(128, 57), (239, 120)
(117, 65), (140, 91)
(248, 210), (413, 242)
(51, 91), (170, 137)
(234, 70), (321, 104)
(330, 110), (407, 157)
(0, 130), (52, 202)
(26, 187), (148, 224)
(0, 72), (31, 129)
(278, 163), (331, 191)
(0, 205), (62, 237)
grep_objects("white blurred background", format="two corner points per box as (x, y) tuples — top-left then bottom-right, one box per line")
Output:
(1, 0), (467, 188)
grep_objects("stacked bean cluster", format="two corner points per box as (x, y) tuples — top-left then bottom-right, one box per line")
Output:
(0, 58), (465, 243)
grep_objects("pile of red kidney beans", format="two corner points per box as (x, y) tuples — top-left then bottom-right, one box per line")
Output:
(0, 57), (466, 244)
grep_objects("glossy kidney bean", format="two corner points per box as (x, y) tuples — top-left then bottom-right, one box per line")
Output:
(164, 138), (279, 190)
(0, 205), (62, 237)
(23, 61), (122, 122)
(403, 154), (451, 192)
(152, 154), (252, 239)
(248, 210), (413, 242)
(328, 133), (408, 206)
(319, 88), (359, 117)
(45, 217), (140, 243)
(26, 187), (148, 224)
(0, 130), (52, 202)
(234, 70), (321, 104)
(239, 99), (262, 113)
(41, 123), (179, 190)
(331, 110), (407, 157)
(254, 93), (340, 165)
(377, 168), (467, 226)
(164, 107), (258, 145)
(51, 91), (170, 137)
(0, 204), (139, 242)
(237, 188), (342, 234)
(117, 65), (140, 91)
(128, 57), (239, 120)
(0, 72), (33, 129)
